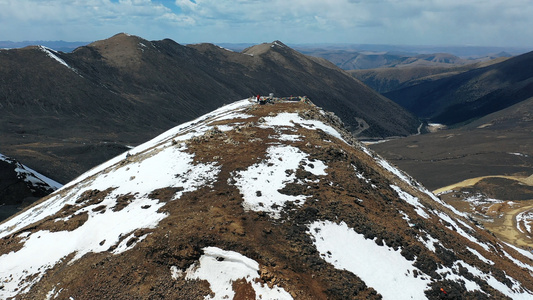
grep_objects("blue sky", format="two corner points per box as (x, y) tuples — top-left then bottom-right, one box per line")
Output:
(1, 0), (532, 47)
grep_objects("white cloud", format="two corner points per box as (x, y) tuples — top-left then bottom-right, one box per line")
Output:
(0, 0), (188, 41)
(0, 0), (532, 47)
(167, 0), (533, 46)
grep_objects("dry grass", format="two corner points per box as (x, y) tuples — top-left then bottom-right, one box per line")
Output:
(5, 101), (533, 299)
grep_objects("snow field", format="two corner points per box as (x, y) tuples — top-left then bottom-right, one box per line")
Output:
(0, 146), (220, 298)
(309, 221), (533, 299)
(0, 197), (167, 298)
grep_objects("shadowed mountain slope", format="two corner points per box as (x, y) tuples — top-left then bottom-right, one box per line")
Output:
(383, 50), (533, 125)
(0, 33), (419, 185)
(0, 154), (62, 222)
(1, 100), (532, 299)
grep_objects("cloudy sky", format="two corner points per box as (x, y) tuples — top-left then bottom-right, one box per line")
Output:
(0, 0), (531, 47)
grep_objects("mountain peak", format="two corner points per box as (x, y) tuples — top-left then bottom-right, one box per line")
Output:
(88, 32), (142, 47)
(272, 40), (288, 48)
(242, 40), (291, 56)
(1, 98), (533, 299)
(85, 32), (153, 69)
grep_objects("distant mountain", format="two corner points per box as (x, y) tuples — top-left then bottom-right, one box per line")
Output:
(349, 57), (509, 93)
(0, 154), (62, 222)
(383, 50), (533, 125)
(1, 99), (532, 299)
(0, 33), (419, 185)
(296, 48), (512, 71)
(0, 40), (88, 52)
(296, 44), (529, 63)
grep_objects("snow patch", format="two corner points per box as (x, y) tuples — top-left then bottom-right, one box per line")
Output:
(391, 185), (430, 219)
(436, 262), (481, 292)
(260, 112), (346, 143)
(45, 286), (63, 299)
(352, 164), (372, 185)
(433, 210), (490, 252)
(361, 146), (413, 185)
(398, 210), (413, 225)
(501, 247), (533, 274)
(508, 152), (529, 157)
(112, 233), (149, 255)
(271, 134), (303, 142)
(215, 45), (234, 52)
(467, 247), (494, 265)
(516, 210), (533, 234)
(431, 257), (532, 297)
(170, 266), (184, 280)
(185, 247), (293, 300)
(233, 145), (327, 218)
(504, 242), (533, 261)
(0, 153), (62, 191)
(38, 46), (77, 73)
(418, 232), (441, 253)
(449, 260), (532, 298)
(308, 220), (429, 300)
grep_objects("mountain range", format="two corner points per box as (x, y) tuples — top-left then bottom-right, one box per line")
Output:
(348, 57), (509, 94)
(297, 48), (512, 71)
(0, 33), (419, 186)
(368, 49), (533, 189)
(383, 50), (533, 125)
(1, 99), (532, 299)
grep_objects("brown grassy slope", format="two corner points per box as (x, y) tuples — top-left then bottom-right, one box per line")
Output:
(3, 101), (533, 299)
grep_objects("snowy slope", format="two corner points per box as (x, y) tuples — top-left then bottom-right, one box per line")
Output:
(1, 98), (533, 299)
(0, 99), (255, 298)
(0, 153), (62, 193)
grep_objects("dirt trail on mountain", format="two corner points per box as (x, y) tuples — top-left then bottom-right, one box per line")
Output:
(486, 201), (533, 248)
(433, 175), (532, 194)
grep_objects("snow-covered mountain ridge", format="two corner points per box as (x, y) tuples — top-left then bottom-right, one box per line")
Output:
(1, 98), (532, 299)
(0, 154), (62, 194)
(0, 154), (62, 222)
